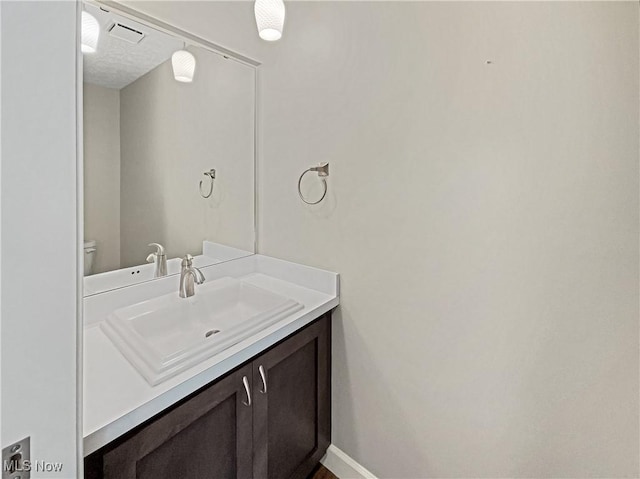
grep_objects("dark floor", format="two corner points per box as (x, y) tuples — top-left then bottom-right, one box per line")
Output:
(309, 464), (339, 479)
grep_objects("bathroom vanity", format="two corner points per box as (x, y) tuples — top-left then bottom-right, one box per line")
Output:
(83, 254), (339, 479)
(78, 4), (340, 477)
(86, 314), (330, 479)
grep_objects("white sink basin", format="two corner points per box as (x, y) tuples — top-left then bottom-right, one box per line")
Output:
(100, 277), (303, 385)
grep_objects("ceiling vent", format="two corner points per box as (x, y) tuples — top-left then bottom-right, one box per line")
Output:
(107, 22), (145, 44)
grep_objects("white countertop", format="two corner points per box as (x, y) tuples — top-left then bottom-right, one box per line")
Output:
(83, 255), (339, 456)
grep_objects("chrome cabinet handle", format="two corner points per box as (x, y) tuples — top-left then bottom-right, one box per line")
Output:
(242, 376), (251, 407)
(258, 365), (267, 394)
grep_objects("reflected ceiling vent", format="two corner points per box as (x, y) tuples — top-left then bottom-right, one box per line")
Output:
(107, 22), (145, 44)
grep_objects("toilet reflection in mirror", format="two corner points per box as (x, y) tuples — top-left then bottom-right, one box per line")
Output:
(82, 3), (256, 295)
(84, 240), (97, 275)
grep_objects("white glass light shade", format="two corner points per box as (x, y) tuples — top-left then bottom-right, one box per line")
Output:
(81, 11), (100, 53)
(254, 0), (285, 41)
(172, 50), (196, 83)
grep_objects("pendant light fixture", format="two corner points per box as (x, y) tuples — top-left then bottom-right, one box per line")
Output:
(254, 0), (285, 41)
(81, 11), (100, 53)
(172, 46), (196, 83)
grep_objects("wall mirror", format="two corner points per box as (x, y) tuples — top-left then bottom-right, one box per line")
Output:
(82, 2), (256, 296)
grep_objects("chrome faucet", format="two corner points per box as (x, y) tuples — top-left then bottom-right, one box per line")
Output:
(147, 243), (167, 278)
(179, 254), (205, 298)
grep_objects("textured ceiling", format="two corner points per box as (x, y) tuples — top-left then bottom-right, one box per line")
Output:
(83, 3), (183, 90)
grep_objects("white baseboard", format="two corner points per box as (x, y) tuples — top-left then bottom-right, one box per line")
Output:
(321, 444), (378, 479)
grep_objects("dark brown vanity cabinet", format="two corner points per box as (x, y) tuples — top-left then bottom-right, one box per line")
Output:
(252, 314), (330, 479)
(85, 313), (331, 479)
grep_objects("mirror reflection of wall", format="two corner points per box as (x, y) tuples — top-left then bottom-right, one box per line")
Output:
(82, 4), (255, 279)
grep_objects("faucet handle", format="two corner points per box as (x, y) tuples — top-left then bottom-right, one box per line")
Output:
(181, 254), (194, 267)
(148, 243), (165, 256)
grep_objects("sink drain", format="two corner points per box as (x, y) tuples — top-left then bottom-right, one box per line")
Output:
(205, 329), (220, 338)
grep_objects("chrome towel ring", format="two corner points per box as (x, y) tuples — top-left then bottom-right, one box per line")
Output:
(199, 169), (216, 198)
(298, 163), (329, 205)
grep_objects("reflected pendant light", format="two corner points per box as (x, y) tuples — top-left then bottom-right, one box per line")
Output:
(254, 0), (285, 41)
(172, 49), (196, 83)
(81, 11), (100, 53)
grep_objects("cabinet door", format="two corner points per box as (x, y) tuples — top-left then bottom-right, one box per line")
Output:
(101, 364), (253, 479)
(252, 315), (331, 479)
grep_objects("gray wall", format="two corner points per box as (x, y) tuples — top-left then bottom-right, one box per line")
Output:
(1, 1), (80, 475)
(119, 47), (255, 267)
(84, 82), (121, 274)
(121, 2), (639, 477)
(260, 5), (640, 476)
